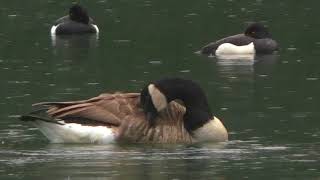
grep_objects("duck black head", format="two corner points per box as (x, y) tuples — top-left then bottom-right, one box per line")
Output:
(69, 4), (90, 24)
(140, 78), (213, 132)
(244, 22), (271, 39)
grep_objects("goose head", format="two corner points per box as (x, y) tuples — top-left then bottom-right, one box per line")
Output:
(244, 22), (271, 39)
(140, 82), (168, 126)
(140, 78), (228, 141)
(69, 4), (90, 24)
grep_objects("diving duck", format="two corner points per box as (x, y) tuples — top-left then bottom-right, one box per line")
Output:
(200, 22), (278, 56)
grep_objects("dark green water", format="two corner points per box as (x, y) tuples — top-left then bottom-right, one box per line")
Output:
(1, 0), (320, 179)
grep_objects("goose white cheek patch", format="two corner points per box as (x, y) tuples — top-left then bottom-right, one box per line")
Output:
(148, 84), (168, 112)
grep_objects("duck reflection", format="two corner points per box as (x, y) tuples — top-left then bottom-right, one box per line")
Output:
(214, 54), (278, 130)
(51, 33), (99, 59)
(51, 33), (99, 48)
(215, 54), (278, 86)
(215, 53), (278, 65)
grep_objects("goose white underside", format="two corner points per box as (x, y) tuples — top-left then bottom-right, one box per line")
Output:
(32, 121), (115, 144)
(216, 42), (255, 55)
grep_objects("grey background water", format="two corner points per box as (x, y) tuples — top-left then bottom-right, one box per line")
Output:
(1, 0), (320, 179)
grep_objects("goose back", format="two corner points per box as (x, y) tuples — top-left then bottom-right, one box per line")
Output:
(28, 93), (194, 144)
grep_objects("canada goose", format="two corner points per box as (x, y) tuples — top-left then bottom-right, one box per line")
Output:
(51, 4), (99, 35)
(20, 78), (228, 144)
(199, 22), (278, 56)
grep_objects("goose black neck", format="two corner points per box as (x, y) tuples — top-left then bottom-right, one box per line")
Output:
(154, 78), (213, 132)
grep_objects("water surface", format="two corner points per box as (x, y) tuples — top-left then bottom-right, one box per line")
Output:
(1, 0), (320, 179)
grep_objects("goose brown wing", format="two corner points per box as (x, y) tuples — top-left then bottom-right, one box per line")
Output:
(32, 93), (141, 127)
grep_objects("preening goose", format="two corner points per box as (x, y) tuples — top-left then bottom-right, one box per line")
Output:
(199, 22), (278, 56)
(20, 78), (228, 144)
(51, 4), (99, 35)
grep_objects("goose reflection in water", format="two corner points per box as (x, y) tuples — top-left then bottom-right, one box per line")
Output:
(19, 143), (230, 179)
